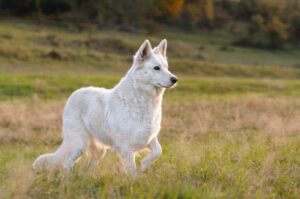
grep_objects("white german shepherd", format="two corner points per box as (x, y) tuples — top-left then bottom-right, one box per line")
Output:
(33, 39), (177, 174)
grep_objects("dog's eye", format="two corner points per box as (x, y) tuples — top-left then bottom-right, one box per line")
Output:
(153, 66), (160, 70)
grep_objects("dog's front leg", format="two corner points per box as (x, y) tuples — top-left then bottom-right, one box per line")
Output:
(140, 137), (162, 172)
(119, 149), (137, 175)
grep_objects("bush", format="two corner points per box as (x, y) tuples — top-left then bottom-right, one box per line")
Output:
(0, 0), (299, 45)
(40, 0), (71, 15)
(290, 14), (300, 43)
(180, 2), (202, 30)
(266, 16), (288, 48)
(233, 13), (289, 49)
(0, 0), (40, 15)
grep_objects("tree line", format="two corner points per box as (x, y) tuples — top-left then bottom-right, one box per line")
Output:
(0, 0), (299, 49)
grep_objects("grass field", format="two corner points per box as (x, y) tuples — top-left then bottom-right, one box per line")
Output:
(0, 19), (299, 198)
(1, 18), (300, 77)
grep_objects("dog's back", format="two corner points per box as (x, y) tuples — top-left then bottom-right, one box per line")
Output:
(64, 86), (109, 121)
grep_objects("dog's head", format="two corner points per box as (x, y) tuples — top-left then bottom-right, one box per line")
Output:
(132, 39), (177, 89)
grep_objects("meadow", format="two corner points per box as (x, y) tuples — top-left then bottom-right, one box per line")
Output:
(0, 19), (299, 198)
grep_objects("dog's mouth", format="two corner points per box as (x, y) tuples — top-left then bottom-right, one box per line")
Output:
(156, 83), (177, 89)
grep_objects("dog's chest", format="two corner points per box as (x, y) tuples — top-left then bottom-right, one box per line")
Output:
(125, 98), (161, 131)
(107, 95), (162, 147)
(127, 103), (161, 147)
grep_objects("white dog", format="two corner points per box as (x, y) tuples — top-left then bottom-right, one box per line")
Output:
(33, 39), (177, 174)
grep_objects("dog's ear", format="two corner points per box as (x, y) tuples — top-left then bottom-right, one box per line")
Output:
(154, 39), (167, 58)
(134, 39), (152, 64)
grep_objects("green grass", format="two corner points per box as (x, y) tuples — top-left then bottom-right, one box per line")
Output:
(0, 18), (300, 77)
(1, 73), (300, 101)
(1, 131), (299, 198)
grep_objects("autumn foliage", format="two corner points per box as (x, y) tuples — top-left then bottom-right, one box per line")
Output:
(0, 0), (300, 48)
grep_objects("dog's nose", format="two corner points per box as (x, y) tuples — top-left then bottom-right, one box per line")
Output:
(170, 77), (178, 84)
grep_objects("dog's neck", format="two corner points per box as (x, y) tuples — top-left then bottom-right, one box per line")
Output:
(114, 69), (165, 107)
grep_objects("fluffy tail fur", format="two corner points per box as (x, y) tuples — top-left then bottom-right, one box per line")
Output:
(32, 141), (69, 171)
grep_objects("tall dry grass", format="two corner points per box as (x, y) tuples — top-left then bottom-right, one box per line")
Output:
(0, 98), (63, 145)
(0, 95), (299, 145)
(165, 95), (300, 142)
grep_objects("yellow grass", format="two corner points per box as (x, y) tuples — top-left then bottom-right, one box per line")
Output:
(0, 95), (299, 198)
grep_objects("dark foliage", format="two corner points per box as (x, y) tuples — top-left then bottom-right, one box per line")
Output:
(1, 0), (300, 49)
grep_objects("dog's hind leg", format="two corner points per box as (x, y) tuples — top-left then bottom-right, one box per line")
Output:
(140, 137), (162, 172)
(61, 139), (86, 170)
(118, 149), (137, 175)
(60, 121), (89, 170)
(86, 138), (107, 168)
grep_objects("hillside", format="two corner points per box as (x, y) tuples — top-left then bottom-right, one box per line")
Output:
(0, 19), (300, 78)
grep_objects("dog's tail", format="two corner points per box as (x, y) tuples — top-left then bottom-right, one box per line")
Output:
(32, 142), (68, 171)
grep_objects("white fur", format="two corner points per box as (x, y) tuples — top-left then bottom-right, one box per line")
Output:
(33, 39), (177, 174)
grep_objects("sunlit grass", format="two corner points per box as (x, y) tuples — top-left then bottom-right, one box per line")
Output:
(0, 18), (299, 199)
(1, 130), (299, 198)
(0, 94), (299, 198)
